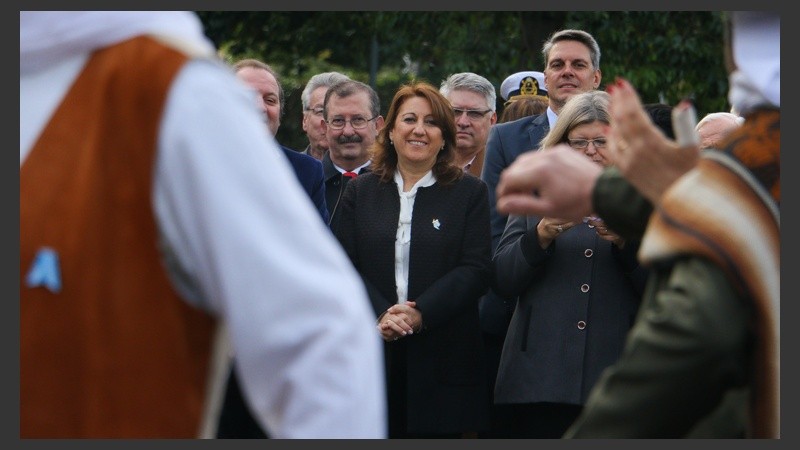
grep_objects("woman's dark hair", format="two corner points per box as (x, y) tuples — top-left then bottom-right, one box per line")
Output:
(371, 81), (462, 185)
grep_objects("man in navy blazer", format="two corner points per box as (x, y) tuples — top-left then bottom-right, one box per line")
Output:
(483, 113), (551, 250)
(478, 31), (602, 424)
(280, 145), (329, 223)
(482, 29), (602, 250)
(232, 58), (329, 222)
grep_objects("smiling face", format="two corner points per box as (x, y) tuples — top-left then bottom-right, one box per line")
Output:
(544, 40), (601, 113)
(389, 96), (444, 171)
(235, 66), (281, 137)
(323, 91), (382, 168)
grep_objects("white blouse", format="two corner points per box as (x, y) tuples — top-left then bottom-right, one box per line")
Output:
(393, 169), (436, 304)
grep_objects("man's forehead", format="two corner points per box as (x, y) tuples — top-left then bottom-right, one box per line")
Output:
(548, 41), (591, 62)
(447, 90), (488, 114)
(327, 92), (371, 113)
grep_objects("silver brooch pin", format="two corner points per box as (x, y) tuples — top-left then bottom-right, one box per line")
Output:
(432, 219), (441, 230)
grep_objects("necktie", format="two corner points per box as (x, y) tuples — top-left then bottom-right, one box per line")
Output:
(343, 171), (358, 179)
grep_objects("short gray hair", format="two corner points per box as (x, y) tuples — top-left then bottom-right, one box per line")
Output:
(439, 72), (497, 112)
(542, 29), (601, 71)
(301, 72), (351, 110)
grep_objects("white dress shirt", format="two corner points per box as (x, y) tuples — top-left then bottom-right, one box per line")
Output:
(393, 169), (436, 304)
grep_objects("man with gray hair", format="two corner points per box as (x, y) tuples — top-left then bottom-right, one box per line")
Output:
(301, 71), (351, 160)
(321, 79), (384, 229)
(439, 72), (497, 177)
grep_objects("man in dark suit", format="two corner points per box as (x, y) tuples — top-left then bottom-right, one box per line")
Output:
(482, 29), (602, 251)
(479, 33), (603, 408)
(233, 58), (329, 223)
(214, 59), (331, 438)
(320, 79), (384, 228)
(480, 30), (601, 437)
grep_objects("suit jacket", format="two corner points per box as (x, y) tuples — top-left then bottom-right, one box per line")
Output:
(281, 145), (329, 223)
(479, 113), (549, 338)
(493, 214), (647, 406)
(481, 113), (549, 250)
(321, 151), (371, 229)
(332, 171), (491, 434)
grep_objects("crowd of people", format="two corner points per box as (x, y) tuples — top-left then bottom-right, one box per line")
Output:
(20, 11), (778, 439)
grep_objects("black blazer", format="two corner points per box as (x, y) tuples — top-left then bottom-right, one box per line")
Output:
(332, 171), (492, 434)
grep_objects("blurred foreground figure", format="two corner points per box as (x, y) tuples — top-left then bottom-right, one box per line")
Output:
(20, 11), (385, 438)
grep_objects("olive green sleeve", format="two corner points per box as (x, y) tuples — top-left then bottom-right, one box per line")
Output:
(592, 166), (653, 240)
(564, 258), (751, 438)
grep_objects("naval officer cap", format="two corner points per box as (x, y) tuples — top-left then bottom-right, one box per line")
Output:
(500, 71), (548, 103)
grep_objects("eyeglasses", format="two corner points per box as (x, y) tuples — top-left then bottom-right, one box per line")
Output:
(305, 107), (325, 116)
(568, 138), (607, 149)
(326, 116), (378, 130)
(453, 108), (492, 120)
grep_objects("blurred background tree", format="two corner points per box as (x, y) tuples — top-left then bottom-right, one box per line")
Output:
(197, 11), (728, 151)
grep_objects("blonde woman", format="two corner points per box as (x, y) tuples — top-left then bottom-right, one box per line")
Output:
(491, 90), (647, 438)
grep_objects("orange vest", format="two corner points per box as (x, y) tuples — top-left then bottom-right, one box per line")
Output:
(20, 36), (215, 438)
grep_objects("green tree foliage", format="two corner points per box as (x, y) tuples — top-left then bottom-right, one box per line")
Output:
(197, 11), (728, 151)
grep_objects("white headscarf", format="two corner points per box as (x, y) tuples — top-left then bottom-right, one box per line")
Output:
(729, 11), (780, 114)
(20, 11), (215, 74)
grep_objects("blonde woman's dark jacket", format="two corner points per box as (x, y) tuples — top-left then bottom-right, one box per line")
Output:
(493, 214), (647, 405)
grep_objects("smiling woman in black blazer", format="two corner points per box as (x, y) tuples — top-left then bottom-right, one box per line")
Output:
(332, 81), (492, 438)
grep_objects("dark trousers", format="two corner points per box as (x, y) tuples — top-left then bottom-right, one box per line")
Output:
(478, 331), (515, 438)
(215, 366), (269, 439)
(501, 402), (583, 438)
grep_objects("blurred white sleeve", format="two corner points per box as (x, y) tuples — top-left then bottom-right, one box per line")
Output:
(153, 58), (386, 438)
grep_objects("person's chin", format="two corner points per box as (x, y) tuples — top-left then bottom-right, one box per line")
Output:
(340, 146), (365, 158)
